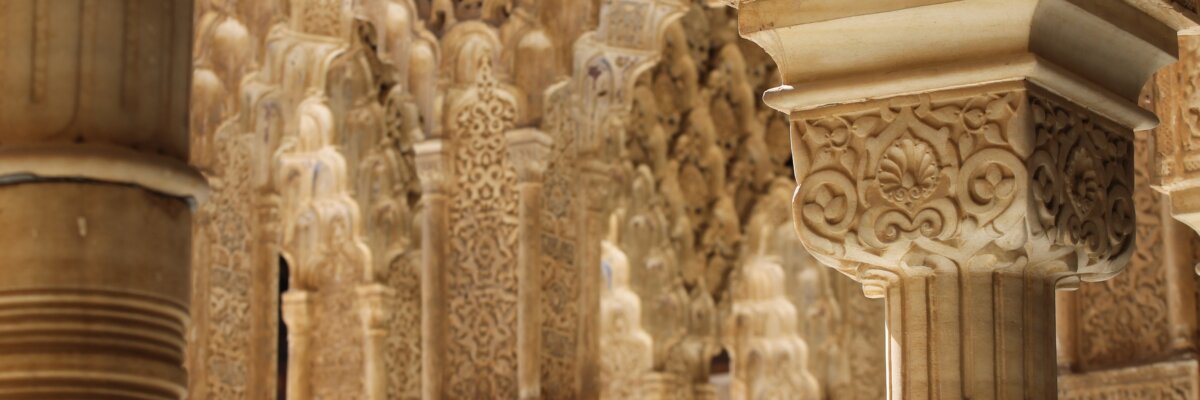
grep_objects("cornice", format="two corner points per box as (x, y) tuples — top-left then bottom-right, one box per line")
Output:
(739, 0), (1198, 126)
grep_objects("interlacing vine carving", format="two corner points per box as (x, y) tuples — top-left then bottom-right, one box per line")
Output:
(447, 54), (521, 399)
(1076, 129), (1170, 369)
(793, 84), (1133, 286)
(539, 84), (581, 400)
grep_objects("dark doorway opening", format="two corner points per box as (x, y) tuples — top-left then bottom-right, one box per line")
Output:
(278, 256), (290, 399)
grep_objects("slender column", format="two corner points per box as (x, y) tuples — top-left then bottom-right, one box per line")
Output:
(577, 159), (610, 400)
(358, 283), (391, 400)
(281, 290), (311, 400)
(735, 1), (1187, 398)
(506, 129), (554, 400)
(0, 1), (201, 398)
(415, 139), (451, 400)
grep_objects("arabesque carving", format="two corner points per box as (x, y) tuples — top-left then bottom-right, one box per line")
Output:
(788, 81), (1136, 398)
(179, 1), (1200, 400)
(192, 1), (430, 399)
(793, 85), (1132, 286)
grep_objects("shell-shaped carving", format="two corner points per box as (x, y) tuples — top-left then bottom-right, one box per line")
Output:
(877, 137), (940, 206)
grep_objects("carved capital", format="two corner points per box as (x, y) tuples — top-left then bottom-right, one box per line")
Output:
(357, 283), (393, 333)
(791, 82), (1134, 293)
(414, 139), (452, 194)
(281, 290), (312, 333)
(505, 128), (554, 183)
(580, 160), (613, 213)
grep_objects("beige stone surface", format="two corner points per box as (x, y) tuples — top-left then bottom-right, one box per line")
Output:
(739, 1), (1199, 399)
(0, 0), (201, 398)
(164, 1), (1200, 399)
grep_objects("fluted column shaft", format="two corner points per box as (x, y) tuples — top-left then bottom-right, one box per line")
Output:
(881, 268), (1057, 398)
(0, 1), (201, 399)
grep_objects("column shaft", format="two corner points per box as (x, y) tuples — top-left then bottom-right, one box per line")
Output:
(416, 138), (451, 400)
(517, 181), (544, 399)
(282, 291), (311, 400)
(884, 270), (1057, 399)
(577, 162), (608, 400)
(0, 184), (191, 398)
(421, 191), (448, 400)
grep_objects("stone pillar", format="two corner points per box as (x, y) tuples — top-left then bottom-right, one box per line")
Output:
(281, 290), (311, 399)
(1146, 34), (1200, 273)
(577, 158), (610, 400)
(506, 128), (554, 400)
(0, 1), (201, 398)
(358, 283), (391, 400)
(415, 138), (450, 400)
(735, 1), (1186, 398)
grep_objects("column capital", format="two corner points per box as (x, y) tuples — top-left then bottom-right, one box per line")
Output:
(282, 290), (313, 332)
(414, 138), (452, 194)
(738, 0), (1196, 130)
(357, 283), (393, 332)
(505, 128), (554, 183)
(792, 82), (1134, 295)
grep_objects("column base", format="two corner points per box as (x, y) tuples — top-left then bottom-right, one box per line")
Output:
(0, 183), (191, 399)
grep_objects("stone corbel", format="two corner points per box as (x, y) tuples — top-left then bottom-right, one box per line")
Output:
(505, 128), (554, 400)
(736, 1), (1191, 398)
(414, 138), (451, 399)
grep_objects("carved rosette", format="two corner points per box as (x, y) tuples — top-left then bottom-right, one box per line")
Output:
(792, 82), (1134, 293)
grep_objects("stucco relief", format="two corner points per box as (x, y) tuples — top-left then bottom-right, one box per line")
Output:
(184, 1), (1200, 400)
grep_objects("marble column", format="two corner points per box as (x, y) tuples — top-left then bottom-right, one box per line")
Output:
(415, 138), (450, 400)
(506, 128), (554, 400)
(358, 283), (391, 400)
(735, 1), (1188, 398)
(577, 158), (610, 400)
(281, 290), (311, 399)
(0, 1), (201, 398)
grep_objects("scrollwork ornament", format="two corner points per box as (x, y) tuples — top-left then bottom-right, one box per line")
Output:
(790, 83), (1132, 282)
(794, 170), (858, 246)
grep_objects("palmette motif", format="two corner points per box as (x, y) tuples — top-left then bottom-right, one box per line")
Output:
(792, 84), (1134, 290)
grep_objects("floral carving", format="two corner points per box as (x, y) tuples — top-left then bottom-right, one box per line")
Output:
(447, 53), (521, 399)
(1073, 129), (1171, 369)
(877, 137), (940, 206)
(792, 84), (1132, 284)
(539, 84), (581, 400)
(1067, 147), (1102, 216)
